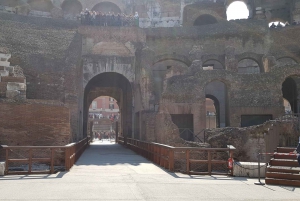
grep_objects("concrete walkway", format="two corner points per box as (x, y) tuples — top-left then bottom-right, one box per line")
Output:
(0, 140), (299, 200)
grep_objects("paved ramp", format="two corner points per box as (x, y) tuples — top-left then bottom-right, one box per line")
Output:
(0, 140), (300, 200)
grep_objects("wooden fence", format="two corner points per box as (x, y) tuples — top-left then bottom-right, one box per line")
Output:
(119, 136), (235, 175)
(1, 137), (90, 175)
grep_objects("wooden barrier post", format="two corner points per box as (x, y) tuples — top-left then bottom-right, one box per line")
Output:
(169, 148), (174, 172)
(208, 151), (212, 175)
(5, 148), (9, 175)
(50, 148), (55, 174)
(186, 150), (190, 174)
(65, 147), (70, 171)
(28, 148), (32, 174)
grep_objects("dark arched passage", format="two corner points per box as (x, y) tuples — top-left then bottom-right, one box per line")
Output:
(282, 77), (298, 114)
(193, 14), (217, 26)
(83, 72), (132, 139)
(92, 2), (121, 14)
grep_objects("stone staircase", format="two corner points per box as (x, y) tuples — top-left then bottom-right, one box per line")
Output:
(265, 147), (300, 187)
(0, 52), (26, 99)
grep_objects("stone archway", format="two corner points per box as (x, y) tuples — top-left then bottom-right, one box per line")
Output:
(91, 1), (121, 14)
(83, 72), (133, 139)
(193, 14), (218, 26)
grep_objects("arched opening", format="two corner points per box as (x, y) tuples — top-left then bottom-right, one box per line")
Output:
(282, 77), (299, 114)
(61, 0), (82, 16)
(92, 2), (121, 14)
(227, 1), (249, 21)
(205, 81), (228, 128)
(83, 73), (132, 139)
(238, 59), (261, 74)
(193, 14), (218, 26)
(277, 57), (298, 66)
(28, 0), (54, 12)
(88, 96), (120, 141)
(205, 96), (218, 129)
(202, 60), (224, 70)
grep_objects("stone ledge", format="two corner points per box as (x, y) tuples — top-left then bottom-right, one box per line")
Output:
(233, 162), (266, 178)
(0, 162), (5, 176)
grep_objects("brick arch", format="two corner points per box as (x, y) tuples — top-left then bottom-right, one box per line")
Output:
(79, 0), (125, 13)
(193, 14), (218, 26)
(236, 53), (263, 72)
(182, 2), (226, 27)
(153, 54), (192, 67)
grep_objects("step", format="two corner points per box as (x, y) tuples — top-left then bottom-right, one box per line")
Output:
(274, 153), (298, 160)
(277, 147), (297, 153)
(267, 166), (300, 174)
(266, 172), (300, 180)
(1, 76), (24, 83)
(269, 159), (299, 167)
(265, 178), (300, 187)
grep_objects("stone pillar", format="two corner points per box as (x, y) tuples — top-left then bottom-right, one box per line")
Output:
(192, 103), (206, 141)
(262, 55), (277, 72)
(225, 46), (237, 72)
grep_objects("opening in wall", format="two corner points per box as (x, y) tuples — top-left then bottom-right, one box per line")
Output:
(170, 114), (194, 141)
(241, 115), (272, 127)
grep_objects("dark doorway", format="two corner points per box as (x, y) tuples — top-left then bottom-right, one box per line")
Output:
(282, 77), (298, 113)
(193, 14), (217, 26)
(171, 114), (194, 141)
(241, 115), (272, 127)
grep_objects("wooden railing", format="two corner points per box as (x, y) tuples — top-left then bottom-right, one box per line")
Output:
(118, 137), (235, 176)
(1, 137), (91, 175)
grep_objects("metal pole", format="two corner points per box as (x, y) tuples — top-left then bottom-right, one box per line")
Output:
(254, 153), (265, 185)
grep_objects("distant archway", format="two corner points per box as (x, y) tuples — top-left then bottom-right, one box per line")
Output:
(61, 0), (82, 15)
(193, 14), (217, 26)
(238, 59), (261, 74)
(83, 72), (132, 139)
(92, 2), (121, 14)
(205, 96), (218, 129)
(227, 1), (249, 21)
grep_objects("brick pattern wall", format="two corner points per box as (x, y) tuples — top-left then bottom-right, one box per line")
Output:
(0, 103), (71, 147)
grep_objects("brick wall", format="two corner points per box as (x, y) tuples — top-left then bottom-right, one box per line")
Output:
(0, 103), (71, 147)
